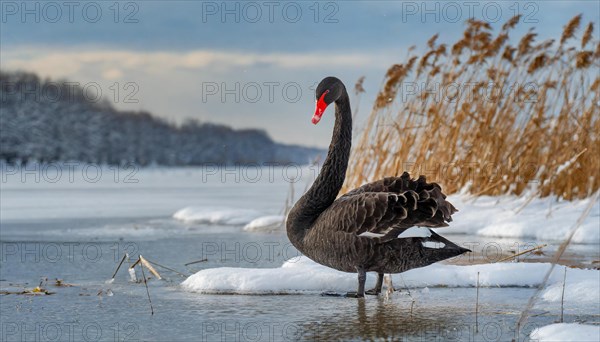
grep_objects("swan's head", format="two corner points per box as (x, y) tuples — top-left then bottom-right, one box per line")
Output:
(312, 76), (344, 124)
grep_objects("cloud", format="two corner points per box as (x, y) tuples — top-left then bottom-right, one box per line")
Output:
(102, 68), (123, 80)
(1, 47), (388, 80)
(0, 46), (396, 147)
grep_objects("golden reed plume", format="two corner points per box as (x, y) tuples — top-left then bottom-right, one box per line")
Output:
(345, 15), (599, 200)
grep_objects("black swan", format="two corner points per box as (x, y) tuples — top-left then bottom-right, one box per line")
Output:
(286, 77), (470, 298)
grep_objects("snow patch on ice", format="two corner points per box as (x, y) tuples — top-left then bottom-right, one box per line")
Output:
(173, 207), (262, 225)
(542, 277), (600, 304)
(181, 257), (600, 297)
(182, 257), (354, 294)
(243, 215), (285, 232)
(530, 323), (600, 342)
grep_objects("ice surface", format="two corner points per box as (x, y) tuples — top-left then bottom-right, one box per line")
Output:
(6, 165), (596, 244)
(530, 323), (600, 341)
(1, 166), (292, 224)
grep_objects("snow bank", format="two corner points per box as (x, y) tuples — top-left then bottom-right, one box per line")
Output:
(173, 207), (262, 225)
(172, 195), (599, 241)
(530, 323), (600, 342)
(447, 195), (599, 244)
(181, 257), (600, 296)
(182, 257), (352, 294)
(243, 215), (285, 232)
(542, 276), (600, 304)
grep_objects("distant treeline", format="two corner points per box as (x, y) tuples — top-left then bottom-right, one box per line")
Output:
(0, 71), (322, 165)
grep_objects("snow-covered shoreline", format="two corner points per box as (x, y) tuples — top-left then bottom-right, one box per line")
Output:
(173, 194), (600, 244)
(448, 194), (599, 244)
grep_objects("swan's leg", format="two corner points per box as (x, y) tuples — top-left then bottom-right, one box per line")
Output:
(346, 267), (366, 298)
(365, 273), (384, 295)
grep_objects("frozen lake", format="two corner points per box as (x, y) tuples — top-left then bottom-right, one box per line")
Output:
(1, 165), (598, 341)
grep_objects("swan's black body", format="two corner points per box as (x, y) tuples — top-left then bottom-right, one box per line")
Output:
(286, 77), (470, 297)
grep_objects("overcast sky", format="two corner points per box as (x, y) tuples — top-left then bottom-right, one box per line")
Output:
(2, 1), (598, 147)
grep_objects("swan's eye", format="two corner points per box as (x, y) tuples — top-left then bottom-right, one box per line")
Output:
(315, 89), (330, 102)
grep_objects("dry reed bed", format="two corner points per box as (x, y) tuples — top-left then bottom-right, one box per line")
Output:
(345, 15), (599, 200)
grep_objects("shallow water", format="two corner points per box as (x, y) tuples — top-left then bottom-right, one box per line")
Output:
(1, 167), (598, 341)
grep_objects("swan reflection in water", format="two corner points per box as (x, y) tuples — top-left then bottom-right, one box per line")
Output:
(286, 291), (538, 341)
(296, 296), (463, 341)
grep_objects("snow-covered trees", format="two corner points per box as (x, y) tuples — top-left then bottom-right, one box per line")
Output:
(0, 71), (322, 166)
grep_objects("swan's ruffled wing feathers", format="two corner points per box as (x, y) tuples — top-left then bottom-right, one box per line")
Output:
(313, 190), (437, 241)
(323, 172), (457, 237)
(318, 192), (407, 236)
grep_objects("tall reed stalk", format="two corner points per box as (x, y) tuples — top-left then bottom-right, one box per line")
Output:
(345, 15), (599, 200)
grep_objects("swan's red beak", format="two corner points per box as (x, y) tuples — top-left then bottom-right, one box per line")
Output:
(312, 91), (329, 125)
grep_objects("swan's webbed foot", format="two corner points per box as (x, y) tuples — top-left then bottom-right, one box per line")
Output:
(345, 291), (364, 298)
(365, 273), (384, 295)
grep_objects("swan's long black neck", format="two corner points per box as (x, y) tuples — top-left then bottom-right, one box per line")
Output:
(287, 88), (352, 247)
